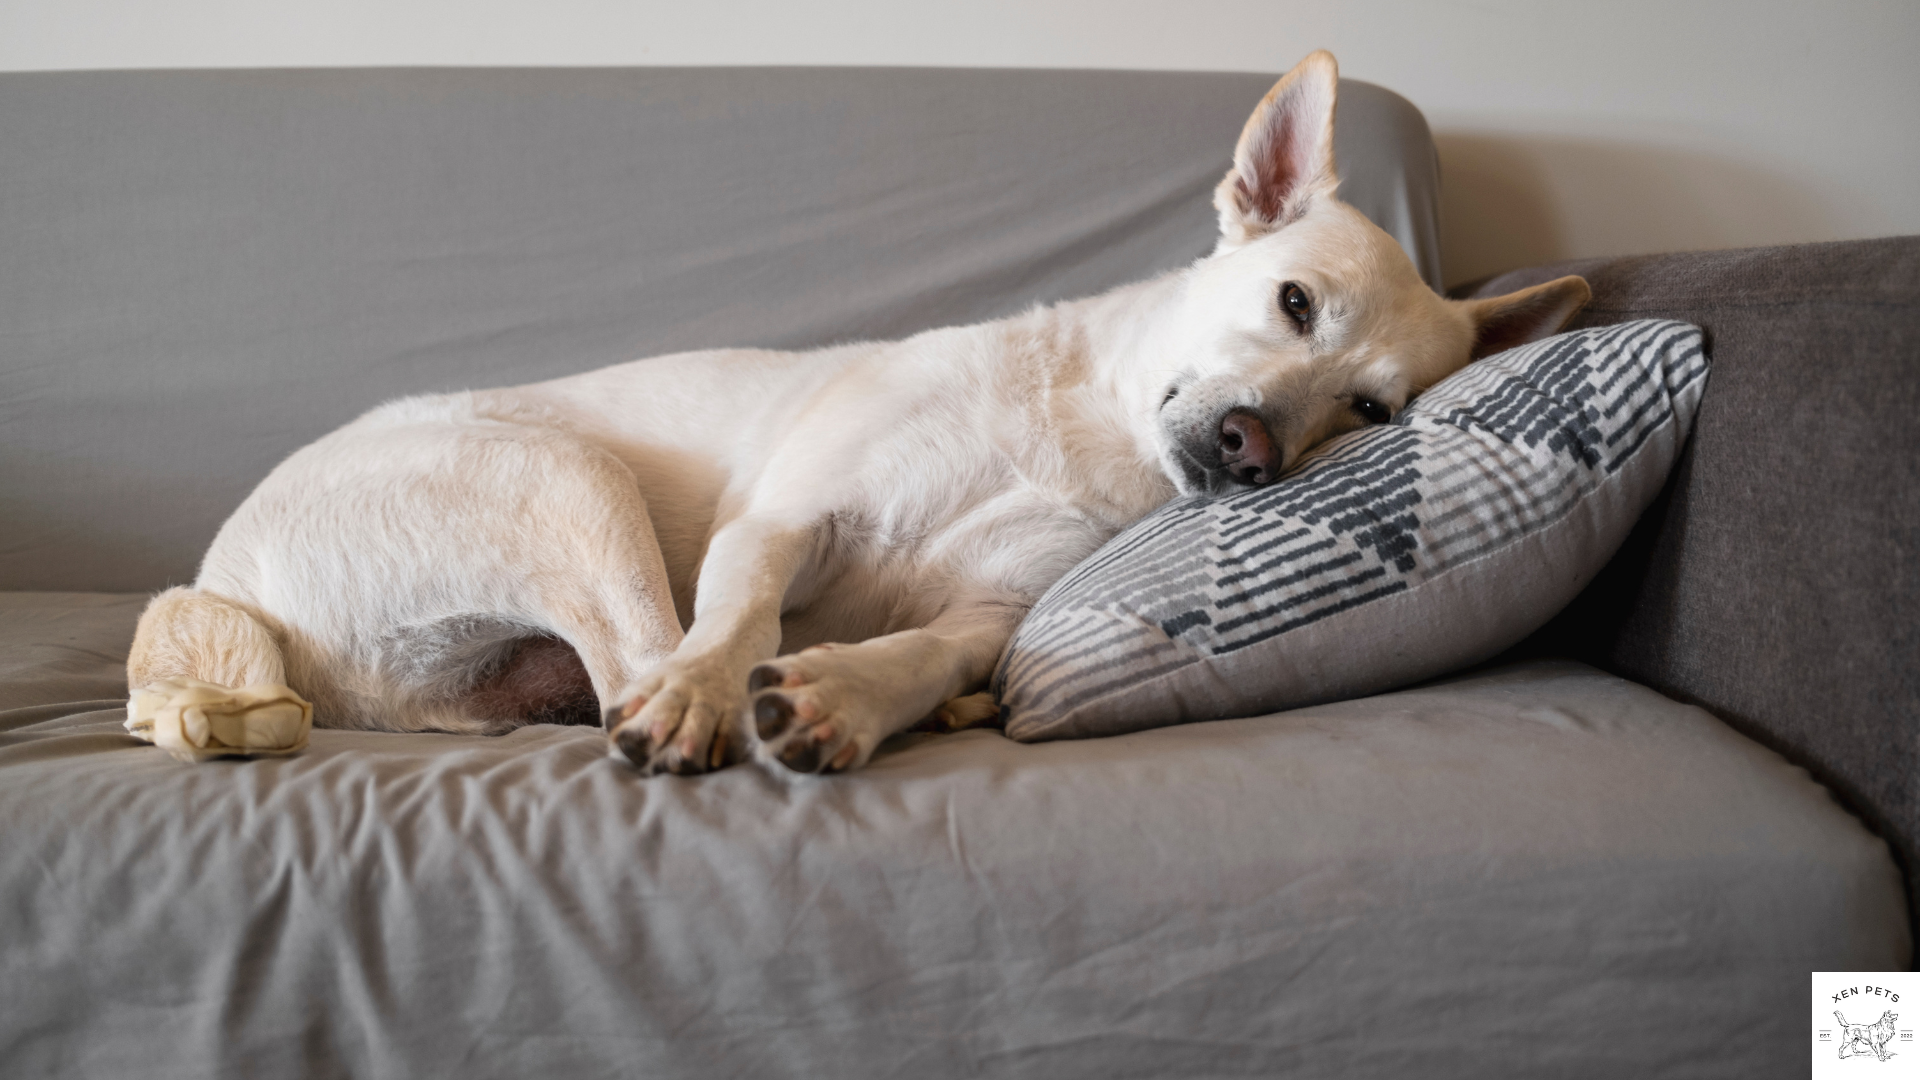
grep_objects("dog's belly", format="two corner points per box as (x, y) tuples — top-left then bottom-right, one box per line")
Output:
(460, 634), (601, 727)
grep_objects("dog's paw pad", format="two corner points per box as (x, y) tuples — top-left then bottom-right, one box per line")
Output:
(754, 692), (795, 740)
(778, 741), (823, 773)
(748, 661), (816, 694)
(754, 692), (855, 775)
(612, 722), (652, 765)
(775, 724), (834, 773)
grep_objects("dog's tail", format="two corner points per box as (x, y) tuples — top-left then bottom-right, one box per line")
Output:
(125, 587), (315, 760)
(128, 586), (287, 692)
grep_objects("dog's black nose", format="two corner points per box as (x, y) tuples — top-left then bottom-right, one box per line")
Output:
(1218, 409), (1280, 485)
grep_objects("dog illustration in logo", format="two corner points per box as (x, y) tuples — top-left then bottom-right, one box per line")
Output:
(1835, 1009), (1898, 1061)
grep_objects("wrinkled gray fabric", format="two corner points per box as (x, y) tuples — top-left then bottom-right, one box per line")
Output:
(0, 67), (1437, 592)
(1470, 236), (1920, 946)
(0, 593), (1905, 1078)
(4, 67), (1909, 1077)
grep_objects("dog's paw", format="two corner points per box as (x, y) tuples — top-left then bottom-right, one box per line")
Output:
(604, 660), (749, 776)
(745, 646), (892, 774)
(911, 691), (1002, 733)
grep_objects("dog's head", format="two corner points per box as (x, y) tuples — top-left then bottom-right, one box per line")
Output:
(1152, 51), (1591, 496)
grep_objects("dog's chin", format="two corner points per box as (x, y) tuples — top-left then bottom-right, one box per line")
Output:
(1160, 448), (1211, 497)
(1161, 449), (1268, 499)
(1206, 473), (1256, 497)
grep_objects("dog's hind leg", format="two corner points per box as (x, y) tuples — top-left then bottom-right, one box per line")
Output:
(919, 691), (1001, 733)
(263, 409), (691, 730)
(465, 437), (689, 730)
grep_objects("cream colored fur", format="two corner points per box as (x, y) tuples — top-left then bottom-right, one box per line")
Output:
(127, 51), (1589, 775)
(130, 588), (285, 690)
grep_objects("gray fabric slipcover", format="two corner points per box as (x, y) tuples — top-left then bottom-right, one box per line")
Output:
(1471, 236), (1920, 939)
(1, 65), (1909, 1077)
(0, 67), (1437, 593)
(0, 592), (1904, 1078)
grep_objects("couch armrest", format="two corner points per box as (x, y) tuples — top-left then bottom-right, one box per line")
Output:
(1466, 236), (1920, 943)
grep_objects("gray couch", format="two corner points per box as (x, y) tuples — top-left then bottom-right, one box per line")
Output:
(1, 67), (1910, 1078)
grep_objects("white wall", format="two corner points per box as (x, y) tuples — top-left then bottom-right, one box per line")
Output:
(4, 0), (1916, 286)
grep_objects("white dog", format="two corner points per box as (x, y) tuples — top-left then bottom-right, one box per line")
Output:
(127, 51), (1589, 775)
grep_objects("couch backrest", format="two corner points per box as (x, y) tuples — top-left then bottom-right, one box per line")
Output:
(1473, 237), (1920, 935)
(0, 67), (1437, 593)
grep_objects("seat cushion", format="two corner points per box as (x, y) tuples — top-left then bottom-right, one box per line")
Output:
(1464, 238), (1920, 946)
(0, 591), (1905, 1078)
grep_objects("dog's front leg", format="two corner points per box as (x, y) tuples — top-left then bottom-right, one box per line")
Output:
(606, 515), (816, 775)
(745, 598), (1025, 774)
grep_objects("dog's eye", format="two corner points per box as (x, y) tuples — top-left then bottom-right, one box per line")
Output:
(1280, 282), (1312, 326)
(1352, 397), (1391, 424)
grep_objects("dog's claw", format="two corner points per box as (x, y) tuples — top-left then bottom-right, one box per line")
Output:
(755, 693), (794, 740)
(603, 690), (648, 732)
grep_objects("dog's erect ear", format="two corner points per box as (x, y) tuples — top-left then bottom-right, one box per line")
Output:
(1459, 275), (1593, 360)
(1214, 50), (1340, 248)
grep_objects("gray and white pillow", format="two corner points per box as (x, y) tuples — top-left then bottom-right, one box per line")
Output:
(994, 319), (1709, 742)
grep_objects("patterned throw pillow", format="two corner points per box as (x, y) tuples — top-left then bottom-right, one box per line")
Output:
(994, 319), (1709, 742)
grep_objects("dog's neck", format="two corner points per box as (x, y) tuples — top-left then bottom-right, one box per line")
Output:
(997, 267), (1194, 527)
